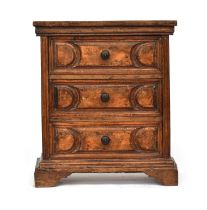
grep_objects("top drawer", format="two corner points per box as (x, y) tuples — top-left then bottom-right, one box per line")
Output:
(49, 37), (162, 74)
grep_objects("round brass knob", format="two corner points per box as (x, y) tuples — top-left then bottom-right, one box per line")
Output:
(101, 50), (110, 60)
(100, 92), (110, 102)
(101, 136), (110, 145)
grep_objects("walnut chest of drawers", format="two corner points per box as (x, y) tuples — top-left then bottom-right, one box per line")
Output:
(33, 21), (178, 187)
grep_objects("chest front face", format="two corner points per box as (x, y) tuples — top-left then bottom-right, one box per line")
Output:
(48, 35), (163, 159)
(33, 21), (178, 187)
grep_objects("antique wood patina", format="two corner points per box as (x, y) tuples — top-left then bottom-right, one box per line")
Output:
(33, 21), (178, 187)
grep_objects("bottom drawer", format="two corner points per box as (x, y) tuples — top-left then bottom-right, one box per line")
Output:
(49, 122), (162, 157)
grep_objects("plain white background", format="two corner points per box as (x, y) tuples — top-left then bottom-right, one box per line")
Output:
(0, 0), (207, 209)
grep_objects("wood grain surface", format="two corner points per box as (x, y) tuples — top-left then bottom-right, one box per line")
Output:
(33, 21), (178, 187)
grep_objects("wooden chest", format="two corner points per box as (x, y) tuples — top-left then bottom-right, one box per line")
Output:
(33, 21), (178, 187)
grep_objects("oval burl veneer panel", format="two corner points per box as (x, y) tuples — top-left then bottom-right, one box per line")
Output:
(136, 85), (155, 108)
(55, 128), (81, 153)
(57, 88), (73, 108)
(54, 86), (80, 110)
(131, 42), (156, 67)
(80, 128), (132, 151)
(55, 42), (80, 67)
(138, 43), (155, 66)
(130, 127), (158, 151)
(79, 43), (132, 66)
(130, 85), (157, 110)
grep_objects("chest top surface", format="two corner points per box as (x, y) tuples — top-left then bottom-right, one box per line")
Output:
(33, 20), (177, 36)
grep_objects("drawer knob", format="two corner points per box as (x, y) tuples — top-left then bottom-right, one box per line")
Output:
(101, 92), (110, 102)
(101, 50), (110, 60)
(101, 136), (110, 145)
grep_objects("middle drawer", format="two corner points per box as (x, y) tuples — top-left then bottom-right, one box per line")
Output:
(49, 79), (161, 114)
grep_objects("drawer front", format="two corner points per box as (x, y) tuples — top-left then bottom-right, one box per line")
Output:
(50, 123), (162, 155)
(49, 38), (161, 73)
(50, 80), (161, 113)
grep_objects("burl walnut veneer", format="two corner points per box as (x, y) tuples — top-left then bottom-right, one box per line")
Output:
(33, 21), (178, 187)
